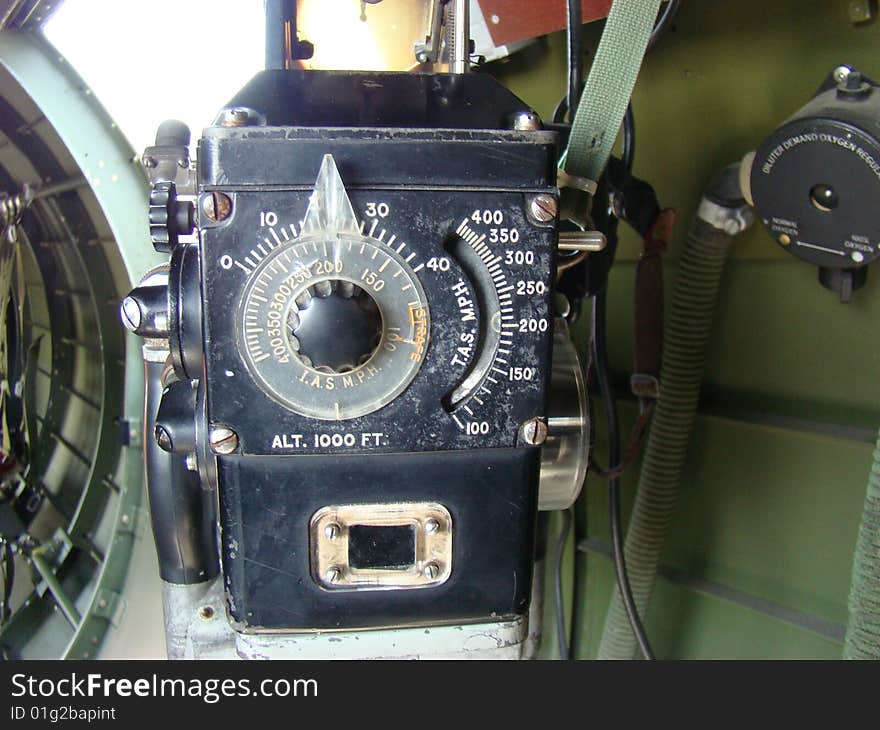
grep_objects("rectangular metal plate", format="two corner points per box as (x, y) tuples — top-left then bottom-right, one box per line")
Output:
(310, 503), (452, 591)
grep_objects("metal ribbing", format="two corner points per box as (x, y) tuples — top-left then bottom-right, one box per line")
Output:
(598, 214), (734, 659)
(844, 430), (880, 659)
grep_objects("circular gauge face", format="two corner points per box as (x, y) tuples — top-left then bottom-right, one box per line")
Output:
(238, 232), (430, 420)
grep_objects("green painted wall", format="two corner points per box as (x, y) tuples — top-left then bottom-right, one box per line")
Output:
(495, 2), (880, 658)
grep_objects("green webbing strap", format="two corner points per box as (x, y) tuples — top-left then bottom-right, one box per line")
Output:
(563, 0), (662, 185)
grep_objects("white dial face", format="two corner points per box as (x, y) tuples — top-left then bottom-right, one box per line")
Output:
(237, 155), (429, 420)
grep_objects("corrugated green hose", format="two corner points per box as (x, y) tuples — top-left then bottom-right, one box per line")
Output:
(598, 204), (740, 660)
(844, 432), (880, 659)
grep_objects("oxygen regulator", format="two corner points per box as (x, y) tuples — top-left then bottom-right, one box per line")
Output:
(744, 65), (880, 302)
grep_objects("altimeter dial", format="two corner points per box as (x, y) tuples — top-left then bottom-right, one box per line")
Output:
(237, 155), (430, 420)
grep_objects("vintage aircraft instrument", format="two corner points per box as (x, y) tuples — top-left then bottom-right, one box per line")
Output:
(124, 68), (588, 639)
(746, 66), (880, 301)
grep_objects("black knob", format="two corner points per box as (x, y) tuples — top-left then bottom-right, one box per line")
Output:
(155, 379), (197, 454)
(120, 283), (168, 338)
(149, 181), (194, 252)
(290, 282), (383, 373)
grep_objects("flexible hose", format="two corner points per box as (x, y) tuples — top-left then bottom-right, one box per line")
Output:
(844, 431), (880, 659)
(597, 194), (741, 659)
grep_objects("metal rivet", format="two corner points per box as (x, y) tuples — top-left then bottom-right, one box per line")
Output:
(528, 194), (558, 224)
(198, 606), (215, 620)
(519, 417), (548, 446)
(209, 426), (239, 455)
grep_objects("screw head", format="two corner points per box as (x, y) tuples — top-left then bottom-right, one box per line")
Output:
(424, 519), (440, 534)
(423, 562), (441, 580)
(325, 567), (342, 584)
(202, 191), (232, 222)
(519, 417), (548, 446)
(528, 194), (558, 224)
(324, 523), (340, 540)
(216, 107), (265, 128)
(198, 605), (215, 620)
(155, 425), (173, 452)
(209, 426), (239, 455)
(511, 110), (542, 131)
(120, 296), (141, 332)
(833, 65), (852, 84)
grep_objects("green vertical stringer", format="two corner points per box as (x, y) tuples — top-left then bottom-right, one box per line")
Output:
(844, 433), (880, 659)
(598, 215), (735, 660)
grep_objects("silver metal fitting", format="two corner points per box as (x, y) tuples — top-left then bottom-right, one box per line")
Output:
(201, 191), (232, 222)
(833, 65), (853, 84)
(209, 426), (239, 455)
(696, 197), (755, 235)
(528, 194), (558, 225)
(519, 417), (549, 446)
(215, 107), (267, 128)
(510, 110), (542, 131)
(557, 230), (607, 253)
(120, 296), (142, 332)
(324, 567), (342, 584)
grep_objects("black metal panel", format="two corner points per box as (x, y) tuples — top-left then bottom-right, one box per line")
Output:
(218, 448), (540, 630)
(199, 127), (558, 190)
(221, 70), (536, 129)
(201, 189), (555, 455)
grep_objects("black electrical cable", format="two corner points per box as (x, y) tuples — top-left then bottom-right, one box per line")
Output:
(647, 0), (682, 52)
(0, 538), (13, 625)
(555, 0), (680, 660)
(591, 289), (655, 660)
(566, 0), (584, 118)
(621, 104), (636, 174)
(553, 508), (573, 659)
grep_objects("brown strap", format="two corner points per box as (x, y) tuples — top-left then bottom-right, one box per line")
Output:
(632, 208), (675, 400)
(589, 400), (655, 480)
